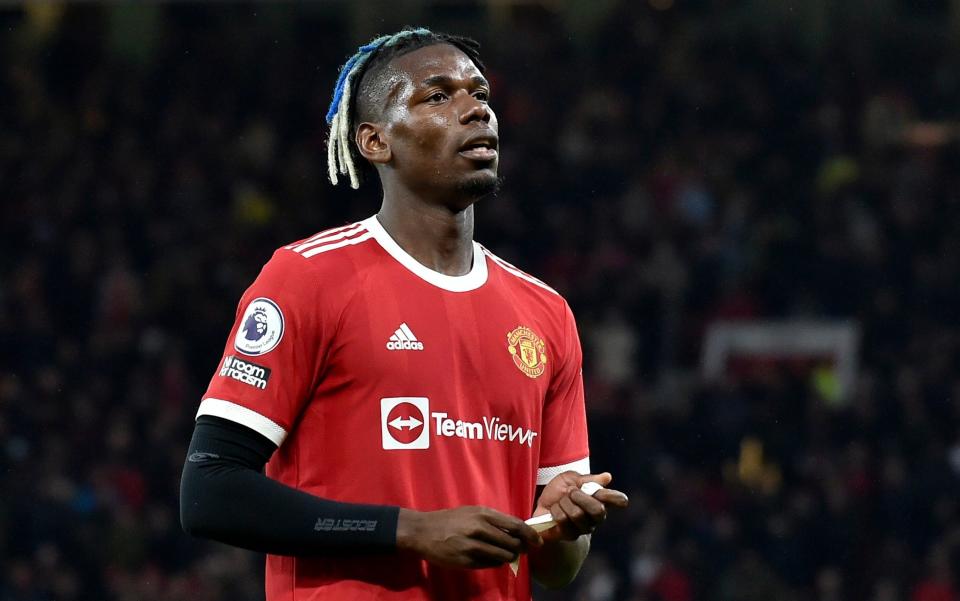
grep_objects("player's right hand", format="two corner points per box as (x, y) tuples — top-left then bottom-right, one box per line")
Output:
(396, 506), (543, 569)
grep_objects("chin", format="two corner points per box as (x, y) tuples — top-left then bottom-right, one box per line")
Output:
(456, 169), (501, 199)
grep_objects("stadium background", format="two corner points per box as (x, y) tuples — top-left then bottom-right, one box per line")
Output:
(4, 1), (960, 599)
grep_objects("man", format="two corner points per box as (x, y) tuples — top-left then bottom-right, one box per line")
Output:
(180, 28), (628, 600)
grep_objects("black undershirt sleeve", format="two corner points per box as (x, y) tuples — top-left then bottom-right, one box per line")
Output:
(180, 415), (400, 555)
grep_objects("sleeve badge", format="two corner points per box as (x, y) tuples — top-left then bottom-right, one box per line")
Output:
(234, 297), (285, 356)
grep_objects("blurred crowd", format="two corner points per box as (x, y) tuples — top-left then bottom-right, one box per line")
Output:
(4, 3), (960, 600)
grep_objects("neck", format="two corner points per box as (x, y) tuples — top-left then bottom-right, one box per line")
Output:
(376, 189), (476, 277)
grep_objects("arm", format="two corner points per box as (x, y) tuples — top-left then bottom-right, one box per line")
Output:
(529, 527), (591, 589)
(180, 415), (542, 565)
(529, 303), (616, 587)
(180, 415), (398, 554)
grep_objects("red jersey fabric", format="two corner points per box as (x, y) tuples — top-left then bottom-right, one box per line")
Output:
(197, 215), (590, 601)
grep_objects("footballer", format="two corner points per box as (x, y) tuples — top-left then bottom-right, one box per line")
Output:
(180, 28), (628, 601)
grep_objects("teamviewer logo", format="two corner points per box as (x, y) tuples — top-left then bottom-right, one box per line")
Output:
(380, 397), (430, 450)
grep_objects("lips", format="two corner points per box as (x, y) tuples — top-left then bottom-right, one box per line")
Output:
(459, 147), (498, 161)
(458, 134), (498, 162)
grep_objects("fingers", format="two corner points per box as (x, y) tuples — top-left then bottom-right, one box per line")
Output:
(465, 539), (521, 568)
(469, 509), (548, 568)
(537, 473), (629, 542)
(483, 509), (543, 548)
(547, 500), (583, 540)
(565, 490), (606, 530)
(473, 521), (526, 555)
(578, 471), (613, 487)
(594, 488), (629, 508)
(543, 488), (611, 540)
(577, 472), (628, 507)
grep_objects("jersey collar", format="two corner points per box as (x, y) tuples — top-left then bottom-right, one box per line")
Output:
(363, 215), (488, 292)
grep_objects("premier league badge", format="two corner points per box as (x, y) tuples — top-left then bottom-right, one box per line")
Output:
(234, 297), (284, 356)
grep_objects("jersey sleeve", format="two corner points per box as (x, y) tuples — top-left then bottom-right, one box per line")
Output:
(196, 249), (330, 447)
(536, 301), (590, 485)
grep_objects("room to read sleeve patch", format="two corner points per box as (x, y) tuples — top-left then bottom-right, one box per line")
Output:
(234, 297), (285, 356)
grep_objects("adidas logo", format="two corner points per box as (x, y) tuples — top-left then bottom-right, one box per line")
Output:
(386, 323), (424, 351)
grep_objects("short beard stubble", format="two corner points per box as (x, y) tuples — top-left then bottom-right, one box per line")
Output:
(456, 172), (503, 201)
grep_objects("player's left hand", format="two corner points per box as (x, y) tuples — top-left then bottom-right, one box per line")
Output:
(533, 471), (628, 542)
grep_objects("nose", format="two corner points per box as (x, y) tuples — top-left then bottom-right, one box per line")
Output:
(459, 94), (491, 125)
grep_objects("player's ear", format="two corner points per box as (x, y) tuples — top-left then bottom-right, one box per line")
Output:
(356, 122), (391, 165)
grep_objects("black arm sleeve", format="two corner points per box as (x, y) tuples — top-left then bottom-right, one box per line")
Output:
(180, 415), (400, 555)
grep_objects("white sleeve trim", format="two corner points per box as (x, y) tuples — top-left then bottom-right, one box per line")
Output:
(537, 457), (591, 485)
(196, 398), (287, 447)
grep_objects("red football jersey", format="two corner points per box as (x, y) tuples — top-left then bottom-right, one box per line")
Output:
(198, 215), (590, 601)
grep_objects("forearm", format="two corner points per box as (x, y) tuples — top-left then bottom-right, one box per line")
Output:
(529, 534), (590, 589)
(180, 416), (399, 555)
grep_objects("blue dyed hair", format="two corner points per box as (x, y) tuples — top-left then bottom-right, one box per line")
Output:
(326, 28), (485, 188)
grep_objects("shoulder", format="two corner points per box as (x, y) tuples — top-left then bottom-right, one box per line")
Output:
(480, 244), (571, 314)
(480, 245), (581, 361)
(268, 219), (379, 278)
(280, 219), (377, 264)
(245, 220), (379, 311)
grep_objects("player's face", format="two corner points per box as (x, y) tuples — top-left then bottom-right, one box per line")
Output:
(383, 44), (499, 205)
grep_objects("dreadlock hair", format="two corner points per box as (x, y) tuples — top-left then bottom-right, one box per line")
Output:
(325, 27), (485, 189)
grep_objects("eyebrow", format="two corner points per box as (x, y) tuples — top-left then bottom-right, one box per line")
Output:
(420, 74), (489, 89)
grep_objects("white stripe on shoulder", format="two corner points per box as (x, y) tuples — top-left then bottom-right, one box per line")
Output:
(481, 247), (559, 295)
(284, 225), (354, 250)
(536, 457), (591, 485)
(300, 230), (374, 258)
(196, 398), (287, 446)
(288, 222), (366, 253)
(284, 221), (364, 250)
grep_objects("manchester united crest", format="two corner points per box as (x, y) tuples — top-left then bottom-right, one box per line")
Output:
(507, 326), (548, 378)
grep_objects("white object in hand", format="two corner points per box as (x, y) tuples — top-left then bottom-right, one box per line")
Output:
(509, 482), (605, 575)
(579, 481), (603, 497)
(524, 513), (557, 533)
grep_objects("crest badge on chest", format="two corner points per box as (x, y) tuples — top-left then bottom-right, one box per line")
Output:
(507, 326), (548, 378)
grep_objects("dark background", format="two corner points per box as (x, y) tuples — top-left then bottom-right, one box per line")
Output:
(4, 1), (960, 600)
